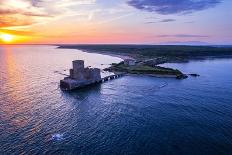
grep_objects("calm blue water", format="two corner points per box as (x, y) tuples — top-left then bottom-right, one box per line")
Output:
(0, 45), (232, 155)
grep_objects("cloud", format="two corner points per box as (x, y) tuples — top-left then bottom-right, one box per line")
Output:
(157, 34), (209, 38)
(0, 15), (34, 28)
(127, 0), (222, 15)
(0, 0), (96, 28)
(0, 0), (50, 17)
(159, 41), (210, 45)
(145, 19), (176, 24)
(160, 19), (176, 22)
(184, 21), (195, 24)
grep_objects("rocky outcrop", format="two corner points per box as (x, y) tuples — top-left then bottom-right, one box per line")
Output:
(176, 74), (188, 79)
(189, 74), (200, 77)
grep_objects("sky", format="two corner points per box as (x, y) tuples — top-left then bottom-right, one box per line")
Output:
(0, 0), (231, 44)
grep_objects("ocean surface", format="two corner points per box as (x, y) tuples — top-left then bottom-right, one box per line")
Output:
(0, 45), (232, 155)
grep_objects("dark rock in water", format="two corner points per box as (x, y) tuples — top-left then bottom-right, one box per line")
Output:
(176, 74), (188, 79)
(189, 73), (200, 77)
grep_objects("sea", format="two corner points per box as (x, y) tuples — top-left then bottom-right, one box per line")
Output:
(0, 45), (232, 155)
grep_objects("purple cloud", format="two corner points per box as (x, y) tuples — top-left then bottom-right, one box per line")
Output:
(157, 34), (209, 38)
(160, 19), (176, 22)
(127, 0), (222, 15)
(145, 19), (176, 24)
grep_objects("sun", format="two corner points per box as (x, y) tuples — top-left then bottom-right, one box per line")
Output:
(1, 34), (14, 42)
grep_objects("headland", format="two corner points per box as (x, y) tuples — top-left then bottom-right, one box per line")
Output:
(58, 45), (232, 80)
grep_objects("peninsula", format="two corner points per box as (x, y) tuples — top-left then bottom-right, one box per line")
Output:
(104, 59), (187, 79)
(58, 45), (232, 79)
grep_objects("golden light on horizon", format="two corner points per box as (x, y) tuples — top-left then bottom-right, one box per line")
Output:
(0, 34), (14, 43)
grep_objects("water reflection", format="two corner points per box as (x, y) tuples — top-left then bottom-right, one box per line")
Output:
(1, 45), (232, 154)
(1, 46), (32, 129)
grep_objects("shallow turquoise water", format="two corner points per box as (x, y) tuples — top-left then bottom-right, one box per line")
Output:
(0, 45), (232, 154)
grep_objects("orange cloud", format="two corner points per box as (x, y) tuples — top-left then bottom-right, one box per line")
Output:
(0, 0), (96, 28)
(0, 0), (52, 28)
(0, 15), (34, 28)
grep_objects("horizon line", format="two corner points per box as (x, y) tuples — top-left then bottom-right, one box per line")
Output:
(0, 43), (232, 46)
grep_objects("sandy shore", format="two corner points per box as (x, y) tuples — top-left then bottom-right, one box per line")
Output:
(80, 49), (134, 60)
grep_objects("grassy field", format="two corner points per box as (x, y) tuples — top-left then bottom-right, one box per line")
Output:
(104, 62), (183, 76)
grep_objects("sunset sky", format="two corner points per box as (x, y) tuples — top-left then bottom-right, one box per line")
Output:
(0, 0), (231, 44)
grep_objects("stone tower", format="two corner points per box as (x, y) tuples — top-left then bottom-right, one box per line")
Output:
(70, 60), (85, 80)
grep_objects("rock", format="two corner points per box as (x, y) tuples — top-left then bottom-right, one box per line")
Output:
(189, 73), (200, 77)
(176, 74), (188, 79)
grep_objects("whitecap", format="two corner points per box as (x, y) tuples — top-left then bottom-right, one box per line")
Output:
(51, 133), (64, 141)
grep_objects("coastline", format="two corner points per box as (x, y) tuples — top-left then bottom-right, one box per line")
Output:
(77, 49), (134, 61)
(57, 45), (232, 79)
(56, 46), (192, 79)
(80, 50), (232, 65)
(57, 45), (232, 65)
(127, 73), (178, 78)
